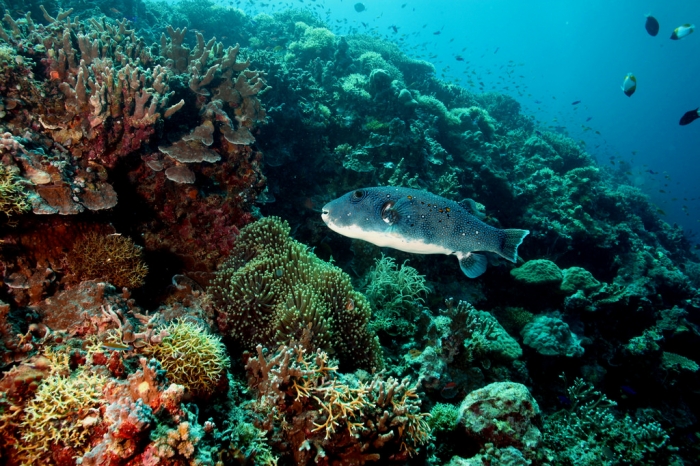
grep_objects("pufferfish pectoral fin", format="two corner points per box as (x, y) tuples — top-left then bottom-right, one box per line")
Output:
(457, 252), (488, 278)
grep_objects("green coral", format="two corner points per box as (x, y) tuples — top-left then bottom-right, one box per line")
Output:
(560, 267), (602, 295)
(0, 162), (30, 222)
(210, 217), (383, 371)
(429, 403), (460, 433)
(141, 320), (230, 397)
(364, 254), (430, 338)
(511, 259), (563, 287)
(339, 73), (371, 101)
(288, 22), (335, 60)
(542, 378), (673, 465)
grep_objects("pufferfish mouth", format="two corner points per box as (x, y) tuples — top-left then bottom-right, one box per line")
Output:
(321, 207), (330, 222)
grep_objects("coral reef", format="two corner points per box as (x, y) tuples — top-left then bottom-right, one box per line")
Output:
(245, 341), (431, 464)
(66, 232), (148, 289)
(140, 320), (229, 398)
(0, 1), (698, 464)
(210, 216), (383, 371)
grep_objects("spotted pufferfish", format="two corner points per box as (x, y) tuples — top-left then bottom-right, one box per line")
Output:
(321, 186), (529, 278)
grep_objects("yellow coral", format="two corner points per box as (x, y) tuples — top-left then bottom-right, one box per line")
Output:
(15, 369), (106, 464)
(67, 232), (148, 288)
(141, 320), (230, 397)
(0, 162), (30, 223)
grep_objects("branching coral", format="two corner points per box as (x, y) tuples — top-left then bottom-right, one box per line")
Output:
(0, 161), (30, 223)
(141, 320), (230, 397)
(364, 254), (430, 338)
(210, 216), (383, 371)
(246, 342), (431, 463)
(6, 351), (108, 464)
(541, 377), (673, 465)
(67, 232), (148, 289)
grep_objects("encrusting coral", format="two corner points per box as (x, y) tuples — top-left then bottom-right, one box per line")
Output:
(210, 216), (383, 371)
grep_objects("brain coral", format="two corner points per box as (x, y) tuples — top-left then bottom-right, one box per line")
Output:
(210, 216), (383, 371)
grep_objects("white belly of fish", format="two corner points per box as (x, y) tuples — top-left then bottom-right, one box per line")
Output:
(327, 222), (453, 255)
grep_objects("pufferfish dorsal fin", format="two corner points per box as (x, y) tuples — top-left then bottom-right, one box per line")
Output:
(459, 198), (487, 220)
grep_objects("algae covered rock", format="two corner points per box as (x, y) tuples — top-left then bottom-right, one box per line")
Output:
(458, 382), (541, 455)
(521, 313), (584, 357)
(560, 266), (602, 295)
(510, 259), (563, 287)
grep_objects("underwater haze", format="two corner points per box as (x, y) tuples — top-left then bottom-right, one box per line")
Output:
(276, 0), (700, 243)
(2, 0), (700, 464)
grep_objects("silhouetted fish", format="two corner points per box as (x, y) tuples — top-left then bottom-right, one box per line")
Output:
(571, 100), (581, 105)
(645, 15), (659, 36)
(680, 108), (700, 125)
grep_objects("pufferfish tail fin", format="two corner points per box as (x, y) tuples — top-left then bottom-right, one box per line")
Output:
(498, 229), (530, 263)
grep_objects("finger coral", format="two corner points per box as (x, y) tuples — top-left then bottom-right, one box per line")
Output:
(67, 232), (148, 289)
(210, 216), (383, 371)
(140, 320), (230, 397)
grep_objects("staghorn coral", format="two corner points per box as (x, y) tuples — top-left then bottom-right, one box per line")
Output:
(67, 232), (148, 289)
(140, 320), (230, 398)
(246, 342), (431, 464)
(210, 216), (383, 371)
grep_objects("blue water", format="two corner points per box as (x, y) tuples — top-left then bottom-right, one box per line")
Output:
(222, 0), (700, 244)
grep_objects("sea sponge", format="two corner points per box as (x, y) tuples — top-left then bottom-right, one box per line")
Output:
(67, 232), (148, 288)
(141, 320), (230, 397)
(210, 216), (383, 371)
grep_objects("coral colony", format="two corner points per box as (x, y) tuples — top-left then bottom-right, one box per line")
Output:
(0, 2), (698, 465)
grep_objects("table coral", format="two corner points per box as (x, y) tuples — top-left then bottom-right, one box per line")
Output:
(210, 216), (383, 371)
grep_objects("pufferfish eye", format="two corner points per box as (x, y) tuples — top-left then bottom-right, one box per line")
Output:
(351, 190), (367, 202)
